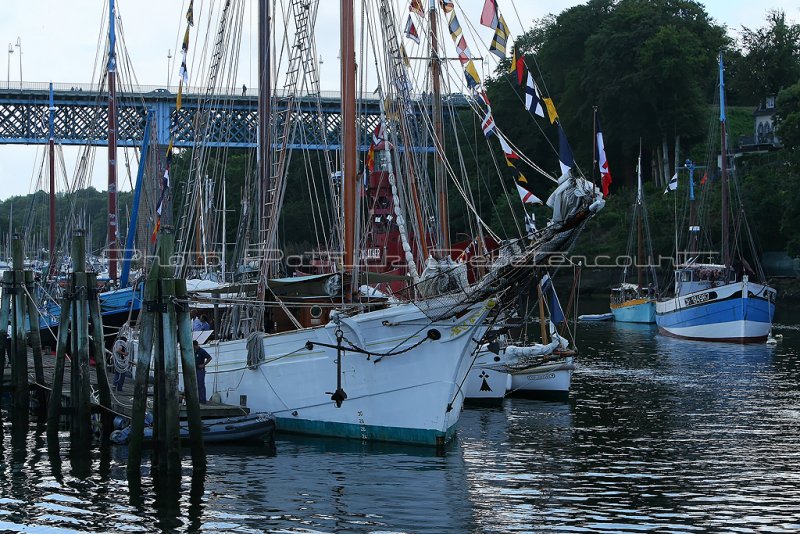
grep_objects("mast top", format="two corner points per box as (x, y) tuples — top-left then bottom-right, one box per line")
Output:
(108, 0), (117, 73)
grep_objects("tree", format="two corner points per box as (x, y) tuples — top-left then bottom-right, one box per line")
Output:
(737, 10), (800, 101)
(776, 82), (800, 151)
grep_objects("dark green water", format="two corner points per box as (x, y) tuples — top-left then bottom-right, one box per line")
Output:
(1, 300), (798, 532)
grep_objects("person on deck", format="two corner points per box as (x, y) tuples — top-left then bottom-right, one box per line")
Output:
(112, 336), (129, 391)
(193, 340), (213, 404)
(199, 314), (211, 331)
(192, 312), (202, 331)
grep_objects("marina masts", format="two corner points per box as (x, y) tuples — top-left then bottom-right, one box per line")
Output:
(107, 0), (119, 282)
(341, 0), (356, 269)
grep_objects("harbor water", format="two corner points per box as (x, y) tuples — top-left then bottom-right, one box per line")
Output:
(0, 302), (798, 532)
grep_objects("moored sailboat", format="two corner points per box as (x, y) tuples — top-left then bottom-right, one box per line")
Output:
(655, 53), (776, 343)
(610, 144), (657, 323)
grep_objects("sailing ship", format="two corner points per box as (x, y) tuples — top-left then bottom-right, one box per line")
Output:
(655, 53), (776, 342)
(133, 0), (607, 446)
(610, 146), (657, 323)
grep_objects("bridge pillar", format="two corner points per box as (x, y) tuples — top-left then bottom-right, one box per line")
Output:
(154, 102), (172, 145)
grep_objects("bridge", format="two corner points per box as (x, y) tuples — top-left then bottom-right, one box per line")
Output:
(0, 81), (469, 150)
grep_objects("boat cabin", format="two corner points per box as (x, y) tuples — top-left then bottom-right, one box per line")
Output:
(674, 264), (734, 296)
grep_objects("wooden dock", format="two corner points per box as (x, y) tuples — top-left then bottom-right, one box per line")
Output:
(1, 350), (248, 420)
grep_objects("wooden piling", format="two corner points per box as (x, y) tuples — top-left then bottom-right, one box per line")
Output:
(70, 232), (92, 447)
(126, 263), (158, 476)
(24, 270), (45, 387)
(160, 276), (182, 479)
(46, 297), (73, 435)
(86, 272), (112, 414)
(0, 271), (11, 401)
(10, 236), (29, 414)
(175, 278), (206, 467)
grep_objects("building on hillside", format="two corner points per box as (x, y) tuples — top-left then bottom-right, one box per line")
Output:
(738, 96), (781, 151)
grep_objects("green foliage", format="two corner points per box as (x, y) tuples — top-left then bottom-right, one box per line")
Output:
(776, 82), (800, 151)
(737, 10), (800, 100)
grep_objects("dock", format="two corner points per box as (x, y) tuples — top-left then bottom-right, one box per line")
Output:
(1, 349), (249, 421)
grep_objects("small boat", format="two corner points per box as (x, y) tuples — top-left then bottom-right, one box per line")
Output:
(508, 355), (575, 399)
(610, 144), (657, 323)
(109, 412), (276, 445)
(578, 312), (613, 321)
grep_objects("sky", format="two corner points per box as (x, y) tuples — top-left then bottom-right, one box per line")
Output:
(0, 0), (797, 201)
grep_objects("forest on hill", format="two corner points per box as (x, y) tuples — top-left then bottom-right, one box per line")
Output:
(0, 0), (798, 271)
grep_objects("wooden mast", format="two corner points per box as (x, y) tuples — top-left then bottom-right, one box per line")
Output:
(107, 0), (119, 282)
(718, 52), (729, 269)
(636, 144), (643, 289)
(430, 2), (448, 253)
(258, 0), (271, 252)
(341, 0), (356, 269)
(48, 83), (56, 278)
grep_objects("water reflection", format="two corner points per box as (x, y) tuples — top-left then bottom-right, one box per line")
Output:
(0, 307), (798, 532)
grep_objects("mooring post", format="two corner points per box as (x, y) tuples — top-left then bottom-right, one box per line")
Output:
(87, 272), (112, 421)
(46, 297), (73, 435)
(24, 270), (45, 387)
(152, 231), (174, 476)
(0, 271), (12, 401)
(70, 231), (92, 448)
(10, 235), (29, 415)
(160, 275), (181, 479)
(126, 260), (159, 477)
(175, 278), (206, 468)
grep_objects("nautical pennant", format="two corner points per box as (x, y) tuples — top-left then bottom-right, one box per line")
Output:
(543, 97), (558, 124)
(409, 0), (424, 17)
(489, 15), (509, 58)
(480, 92), (496, 138)
(524, 211), (537, 235)
(557, 123), (575, 175)
(596, 117), (613, 197)
(440, 1), (454, 13)
(516, 183), (542, 205)
(464, 60), (481, 89)
(366, 122), (385, 172)
(480, 0), (499, 29)
(498, 134), (519, 160)
(404, 16), (420, 44)
(525, 73), (545, 117)
(509, 47), (525, 85)
(455, 36), (471, 65)
(664, 172), (678, 193)
(448, 11), (462, 40)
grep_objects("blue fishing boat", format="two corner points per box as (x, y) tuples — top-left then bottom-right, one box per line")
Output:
(655, 53), (776, 343)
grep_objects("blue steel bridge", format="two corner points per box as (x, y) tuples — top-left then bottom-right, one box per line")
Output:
(0, 81), (468, 150)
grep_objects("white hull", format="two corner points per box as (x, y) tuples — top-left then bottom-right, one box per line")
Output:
(509, 357), (574, 396)
(187, 299), (494, 445)
(464, 351), (511, 401)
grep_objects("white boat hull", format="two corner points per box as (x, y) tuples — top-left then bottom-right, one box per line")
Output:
(188, 300), (494, 445)
(508, 357), (574, 398)
(464, 351), (511, 402)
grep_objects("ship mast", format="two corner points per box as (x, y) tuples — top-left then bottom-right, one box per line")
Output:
(718, 52), (729, 269)
(636, 144), (643, 289)
(48, 83), (56, 278)
(107, 0), (119, 282)
(429, 0), (448, 253)
(341, 0), (357, 269)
